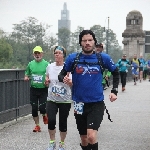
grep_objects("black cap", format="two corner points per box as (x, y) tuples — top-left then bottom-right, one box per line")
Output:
(96, 43), (103, 48)
(79, 30), (97, 46)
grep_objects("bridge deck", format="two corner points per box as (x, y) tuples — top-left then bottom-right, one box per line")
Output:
(0, 80), (150, 150)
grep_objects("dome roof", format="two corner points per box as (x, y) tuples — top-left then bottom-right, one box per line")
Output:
(129, 10), (142, 14)
(127, 10), (142, 18)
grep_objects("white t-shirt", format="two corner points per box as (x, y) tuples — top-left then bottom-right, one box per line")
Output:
(46, 62), (72, 103)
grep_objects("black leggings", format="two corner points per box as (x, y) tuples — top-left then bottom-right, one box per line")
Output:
(143, 70), (147, 79)
(30, 87), (48, 117)
(120, 71), (127, 87)
(46, 101), (71, 132)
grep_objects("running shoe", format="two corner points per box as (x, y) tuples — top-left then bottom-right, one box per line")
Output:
(46, 142), (56, 150)
(122, 87), (125, 91)
(43, 115), (48, 124)
(134, 82), (136, 85)
(33, 125), (41, 132)
(103, 87), (107, 90)
(58, 142), (65, 150)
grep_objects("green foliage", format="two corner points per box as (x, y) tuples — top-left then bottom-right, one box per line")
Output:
(0, 38), (13, 68)
(69, 26), (84, 53)
(11, 17), (57, 62)
(0, 17), (123, 68)
(57, 27), (70, 50)
(90, 24), (122, 62)
(90, 25), (104, 43)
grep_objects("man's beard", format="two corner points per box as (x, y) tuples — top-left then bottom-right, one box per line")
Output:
(34, 56), (42, 61)
(82, 46), (94, 54)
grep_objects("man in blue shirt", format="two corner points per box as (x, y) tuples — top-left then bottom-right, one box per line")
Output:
(147, 59), (150, 81)
(58, 30), (119, 150)
(138, 55), (145, 82)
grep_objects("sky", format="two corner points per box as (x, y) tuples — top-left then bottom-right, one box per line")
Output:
(0, 0), (150, 47)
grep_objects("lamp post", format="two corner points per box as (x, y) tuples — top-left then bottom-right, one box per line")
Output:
(106, 17), (110, 54)
(103, 17), (110, 54)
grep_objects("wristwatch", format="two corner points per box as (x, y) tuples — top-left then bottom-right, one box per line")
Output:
(112, 88), (118, 92)
(111, 88), (118, 95)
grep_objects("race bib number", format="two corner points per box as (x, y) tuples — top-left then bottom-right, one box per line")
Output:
(32, 74), (43, 83)
(52, 85), (66, 96)
(74, 101), (84, 114)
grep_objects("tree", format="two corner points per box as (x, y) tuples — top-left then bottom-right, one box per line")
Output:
(69, 26), (84, 53)
(90, 25), (122, 62)
(90, 25), (104, 43)
(57, 27), (71, 50)
(11, 17), (52, 61)
(0, 38), (13, 68)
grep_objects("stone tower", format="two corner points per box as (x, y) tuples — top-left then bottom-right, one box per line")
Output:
(122, 10), (145, 58)
(58, 2), (71, 30)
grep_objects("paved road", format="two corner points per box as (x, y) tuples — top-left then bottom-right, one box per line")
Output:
(0, 80), (150, 150)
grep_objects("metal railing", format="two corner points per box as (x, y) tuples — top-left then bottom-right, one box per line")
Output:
(0, 69), (31, 124)
(0, 68), (133, 124)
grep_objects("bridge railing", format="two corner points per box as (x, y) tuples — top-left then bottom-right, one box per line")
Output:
(0, 68), (133, 124)
(0, 69), (31, 124)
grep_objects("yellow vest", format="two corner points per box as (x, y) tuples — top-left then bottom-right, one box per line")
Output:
(132, 59), (139, 66)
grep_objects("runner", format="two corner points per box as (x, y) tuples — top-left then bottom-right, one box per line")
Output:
(138, 55), (145, 82)
(116, 54), (130, 91)
(95, 43), (111, 90)
(24, 46), (49, 132)
(131, 54), (140, 85)
(58, 30), (119, 150)
(45, 46), (72, 150)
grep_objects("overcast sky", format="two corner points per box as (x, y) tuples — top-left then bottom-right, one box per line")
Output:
(0, 0), (150, 47)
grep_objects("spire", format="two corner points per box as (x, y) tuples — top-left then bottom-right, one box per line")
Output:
(63, 2), (67, 10)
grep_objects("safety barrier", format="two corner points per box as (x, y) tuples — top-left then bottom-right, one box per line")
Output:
(0, 68), (133, 124)
(0, 69), (31, 124)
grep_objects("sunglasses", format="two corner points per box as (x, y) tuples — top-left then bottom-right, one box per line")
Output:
(34, 52), (41, 54)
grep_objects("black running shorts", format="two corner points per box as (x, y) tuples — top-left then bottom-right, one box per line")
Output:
(74, 101), (105, 135)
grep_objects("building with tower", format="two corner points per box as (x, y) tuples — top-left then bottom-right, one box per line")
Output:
(145, 31), (150, 54)
(58, 2), (71, 31)
(122, 10), (145, 58)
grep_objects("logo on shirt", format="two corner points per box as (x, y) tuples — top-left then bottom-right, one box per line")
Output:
(32, 74), (43, 83)
(76, 65), (99, 75)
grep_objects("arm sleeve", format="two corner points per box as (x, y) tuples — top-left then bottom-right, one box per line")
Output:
(138, 59), (141, 65)
(101, 54), (119, 94)
(58, 67), (67, 82)
(111, 67), (119, 89)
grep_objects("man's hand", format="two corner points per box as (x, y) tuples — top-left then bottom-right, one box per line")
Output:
(44, 77), (50, 86)
(24, 76), (29, 81)
(109, 93), (117, 102)
(63, 72), (72, 86)
(105, 75), (108, 80)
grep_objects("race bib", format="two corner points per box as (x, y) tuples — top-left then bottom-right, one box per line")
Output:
(51, 85), (66, 96)
(74, 101), (84, 114)
(32, 74), (43, 83)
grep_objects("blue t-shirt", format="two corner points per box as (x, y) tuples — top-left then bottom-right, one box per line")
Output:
(64, 52), (116, 103)
(147, 60), (150, 67)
